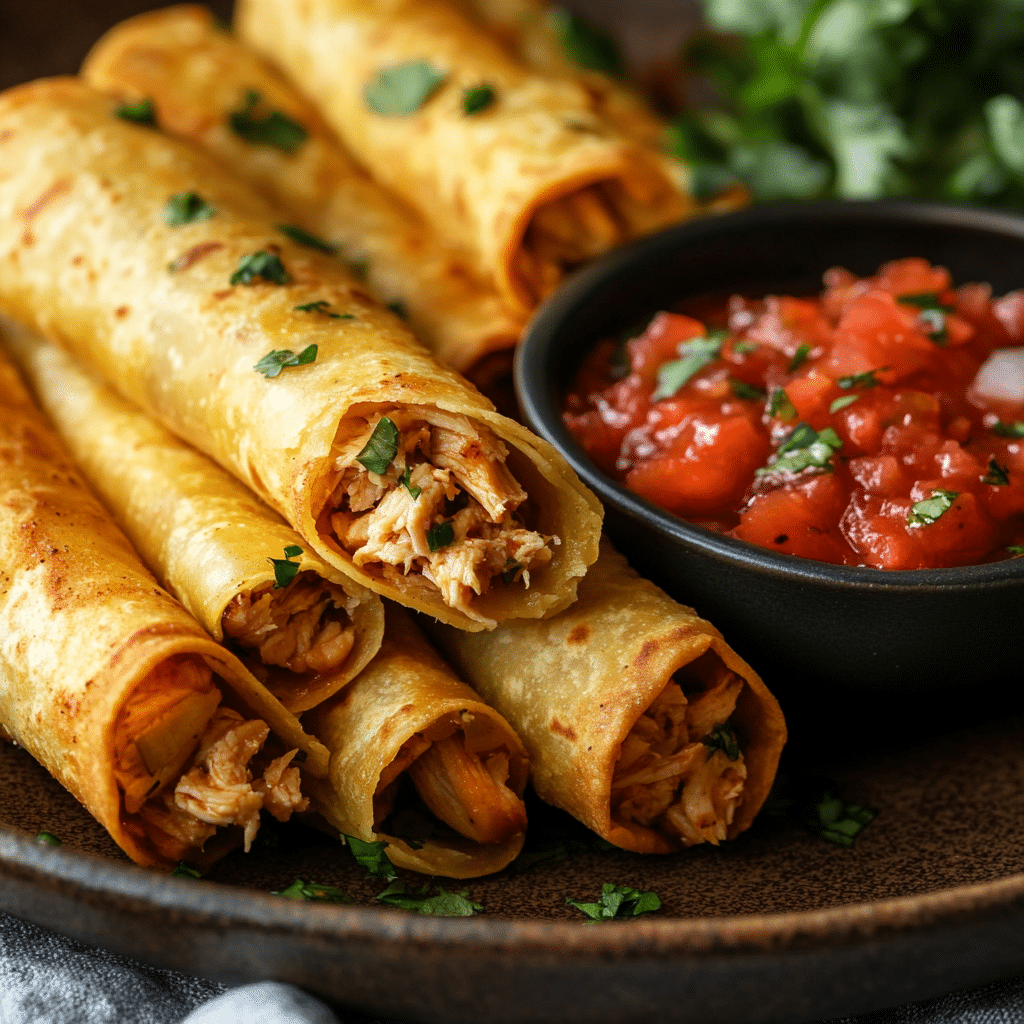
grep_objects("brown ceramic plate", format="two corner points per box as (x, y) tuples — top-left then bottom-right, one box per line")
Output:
(5, 688), (1024, 1024)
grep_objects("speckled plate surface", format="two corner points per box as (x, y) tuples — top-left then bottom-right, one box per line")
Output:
(5, 688), (1024, 1024)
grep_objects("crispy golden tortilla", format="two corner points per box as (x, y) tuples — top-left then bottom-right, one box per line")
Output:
(235, 0), (695, 314)
(81, 4), (525, 378)
(306, 604), (529, 878)
(0, 77), (602, 630)
(2, 318), (384, 718)
(0, 348), (316, 867)
(426, 539), (787, 854)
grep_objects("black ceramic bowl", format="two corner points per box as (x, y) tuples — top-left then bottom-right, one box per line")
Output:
(516, 200), (1024, 695)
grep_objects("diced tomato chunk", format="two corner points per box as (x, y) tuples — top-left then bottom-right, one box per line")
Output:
(873, 257), (951, 298)
(628, 312), (707, 382)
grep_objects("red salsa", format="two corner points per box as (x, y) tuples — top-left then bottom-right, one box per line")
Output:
(564, 259), (1024, 569)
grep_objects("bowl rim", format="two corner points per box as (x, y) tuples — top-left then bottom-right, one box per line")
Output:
(516, 198), (1024, 591)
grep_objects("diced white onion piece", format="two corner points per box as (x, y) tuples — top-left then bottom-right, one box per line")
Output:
(971, 348), (1024, 405)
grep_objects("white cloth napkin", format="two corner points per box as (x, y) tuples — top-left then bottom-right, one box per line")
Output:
(4, 909), (1024, 1024)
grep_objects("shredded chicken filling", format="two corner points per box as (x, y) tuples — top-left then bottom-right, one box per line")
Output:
(222, 572), (357, 675)
(326, 407), (555, 625)
(373, 714), (526, 846)
(115, 658), (307, 860)
(611, 673), (748, 846)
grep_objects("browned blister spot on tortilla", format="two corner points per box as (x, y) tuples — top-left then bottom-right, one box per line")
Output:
(21, 177), (72, 221)
(115, 306), (130, 319)
(634, 639), (658, 666)
(550, 717), (577, 741)
(169, 240), (225, 273)
(566, 624), (589, 645)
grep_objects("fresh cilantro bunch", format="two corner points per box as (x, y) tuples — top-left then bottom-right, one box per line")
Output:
(670, 0), (1024, 205)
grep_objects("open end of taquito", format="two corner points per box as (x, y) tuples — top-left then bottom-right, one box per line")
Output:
(426, 538), (787, 855)
(81, 4), (526, 378)
(305, 605), (528, 878)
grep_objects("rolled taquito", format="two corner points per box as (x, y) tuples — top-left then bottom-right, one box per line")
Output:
(2, 318), (384, 716)
(234, 0), (693, 314)
(0, 78), (602, 630)
(305, 604), (529, 878)
(425, 539), (787, 854)
(0, 348), (311, 869)
(81, 5), (525, 381)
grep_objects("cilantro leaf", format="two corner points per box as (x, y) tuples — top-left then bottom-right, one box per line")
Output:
(788, 343), (812, 372)
(355, 417), (400, 475)
(829, 394), (859, 413)
(273, 878), (354, 903)
(278, 224), (336, 254)
(343, 834), (397, 880)
(896, 293), (953, 313)
(426, 520), (455, 552)
(294, 300), (350, 318)
(164, 191), (215, 227)
(837, 367), (887, 389)
(550, 9), (623, 78)
(115, 98), (156, 126)
(171, 862), (201, 879)
(992, 420), (1024, 438)
(463, 83), (496, 114)
(254, 345), (317, 378)
(769, 387), (798, 421)
(269, 544), (303, 589)
(907, 490), (959, 527)
(730, 378), (766, 401)
(35, 831), (61, 846)
(702, 723), (740, 761)
(376, 880), (483, 917)
(916, 308), (948, 345)
(982, 459), (1010, 487)
(812, 792), (877, 848)
(732, 340), (759, 355)
(230, 250), (290, 286)
(651, 331), (727, 401)
(567, 883), (661, 921)
(228, 90), (307, 152)
(1008, 545), (1024, 557)
(364, 62), (447, 116)
(758, 422), (842, 475)
(399, 466), (422, 499)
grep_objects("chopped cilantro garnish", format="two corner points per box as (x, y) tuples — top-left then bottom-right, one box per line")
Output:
(992, 420), (1024, 438)
(115, 98), (156, 126)
(1008, 545), (1024, 557)
(171, 862), (201, 879)
(427, 520), (455, 552)
(550, 9), (623, 77)
(732, 340), (759, 354)
(702, 723), (740, 761)
(230, 250), (290, 286)
(730, 378), (765, 401)
(228, 90), (307, 152)
(829, 394), (859, 413)
(364, 61), (447, 116)
(896, 292), (953, 313)
(982, 459), (1010, 486)
(342, 834), (397, 880)
(813, 793), (877, 848)
(386, 299), (408, 320)
(254, 345), (317, 378)
(355, 417), (400, 475)
(269, 544), (303, 589)
(463, 83), (496, 114)
(400, 466), (422, 499)
(651, 331), (727, 400)
(787, 343), (812, 372)
(917, 308), (948, 345)
(278, 224), (336, 254)
(273, 878), (354, 903)
(907, 490), (959, 527)
(294, 300), (350, 318)
(768, 387), (797, 421)
(164, 191), (215, 227)
(837, 368), (887, 390)
(501, 559), (522, 585)
(566, 884), (661, 921)
(758, 423), (842, 475)
(35, 831), (61, 846)
(376, 880), (483, 917)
